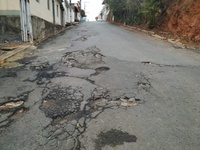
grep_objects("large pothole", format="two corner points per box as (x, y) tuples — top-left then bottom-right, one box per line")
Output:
(40, 86), (84, 119)
(0, 92), (29, 128)
(62, 46), (104, 69)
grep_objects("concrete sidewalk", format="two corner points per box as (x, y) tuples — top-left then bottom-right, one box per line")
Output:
(0, 43), (32, 65)
(0, 23), (79, 66)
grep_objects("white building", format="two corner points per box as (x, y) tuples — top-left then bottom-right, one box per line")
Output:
(0, 0), (80, 42)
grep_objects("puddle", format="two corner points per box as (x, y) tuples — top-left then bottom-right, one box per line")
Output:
(95, 129), (137, 149)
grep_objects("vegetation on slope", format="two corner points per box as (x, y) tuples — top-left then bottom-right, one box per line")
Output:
(105, 0), (200, 41)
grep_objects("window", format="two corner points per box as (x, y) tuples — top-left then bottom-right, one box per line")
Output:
(47, 0), (50, 10)
(57, 4), (59, 17)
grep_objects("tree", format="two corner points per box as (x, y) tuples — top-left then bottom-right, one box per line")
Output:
(81, 9), (86, 17)
(138, 0), (161, 28)
(105, 0), (161, 28)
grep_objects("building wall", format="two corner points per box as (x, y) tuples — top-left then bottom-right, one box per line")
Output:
(54, 0), (61, 25)
(0, 0), (66, 41)
(0, 0), (62, 25)
(0, 0), (21, 41)
(0, 16), (21, 42)
(0, 0), (20, 15)
(31, 16), (63, 41)
(30, 0), (54, 24)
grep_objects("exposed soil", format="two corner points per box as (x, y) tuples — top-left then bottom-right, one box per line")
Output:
(162, 0), (200, 42)
(113, 0), (200, 49)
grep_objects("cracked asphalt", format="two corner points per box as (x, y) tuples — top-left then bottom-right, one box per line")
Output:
(0, 22), (200, 150)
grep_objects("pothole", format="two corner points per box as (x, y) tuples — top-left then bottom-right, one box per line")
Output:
(9, 107), (28, 120)
(142, 61), (152, 64)
(137, 82), (151, 92)
(120, 97), (137, 106)
(82, 96), (142, 121)
(91, 67), (110, 76)
(0, 91), (30, 113)
(0, 101), (24, 110)
(136, 73), (152, 93)
(62, 46), (104, 69)
(141, 61), (184, 68)
(73, 35), (90, 42)
(0, 92), (29, 128)
(95, 129), (137, 149)
(40, 86), (84, 119)
(35, 71), (66, 85)
(30, 62), (53, 71)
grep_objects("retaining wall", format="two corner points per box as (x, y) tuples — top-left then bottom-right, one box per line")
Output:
(0, 15), (64, 42)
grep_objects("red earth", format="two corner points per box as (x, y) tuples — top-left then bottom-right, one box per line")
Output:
(163, 0), (200, 41)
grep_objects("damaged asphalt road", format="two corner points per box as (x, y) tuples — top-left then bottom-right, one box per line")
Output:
(0, 22), (200, 150)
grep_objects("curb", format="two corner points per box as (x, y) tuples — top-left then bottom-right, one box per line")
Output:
(34, 24), (79, 45)
(122, 24), (198, 50)
(0, 45), (32, 65)
(0, 23), (79, 65)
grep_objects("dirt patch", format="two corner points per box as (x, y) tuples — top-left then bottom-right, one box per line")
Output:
(0, 92), (30, 128)
(163, 0), (200, 41)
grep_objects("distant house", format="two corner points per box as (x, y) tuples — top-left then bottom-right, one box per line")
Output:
(102, 0), (113, 22)
(71, 0), (81, 22)
(0, 0), (80, 42)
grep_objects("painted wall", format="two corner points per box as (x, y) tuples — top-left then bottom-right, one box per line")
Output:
(0, 0), (65, 42)
(0, 0), (20, 15)
(0, 0), (21, 41)
(0, 16), (21, 42)
(31, 16), (63, 41)
(54, 0), (61, 25)
(30, 0), (54, 24)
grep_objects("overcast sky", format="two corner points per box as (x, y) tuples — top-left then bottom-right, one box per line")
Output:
(81, 0), (103, 21)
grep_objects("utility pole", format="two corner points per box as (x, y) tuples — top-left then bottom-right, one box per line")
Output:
(84, 1), (89, 21)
